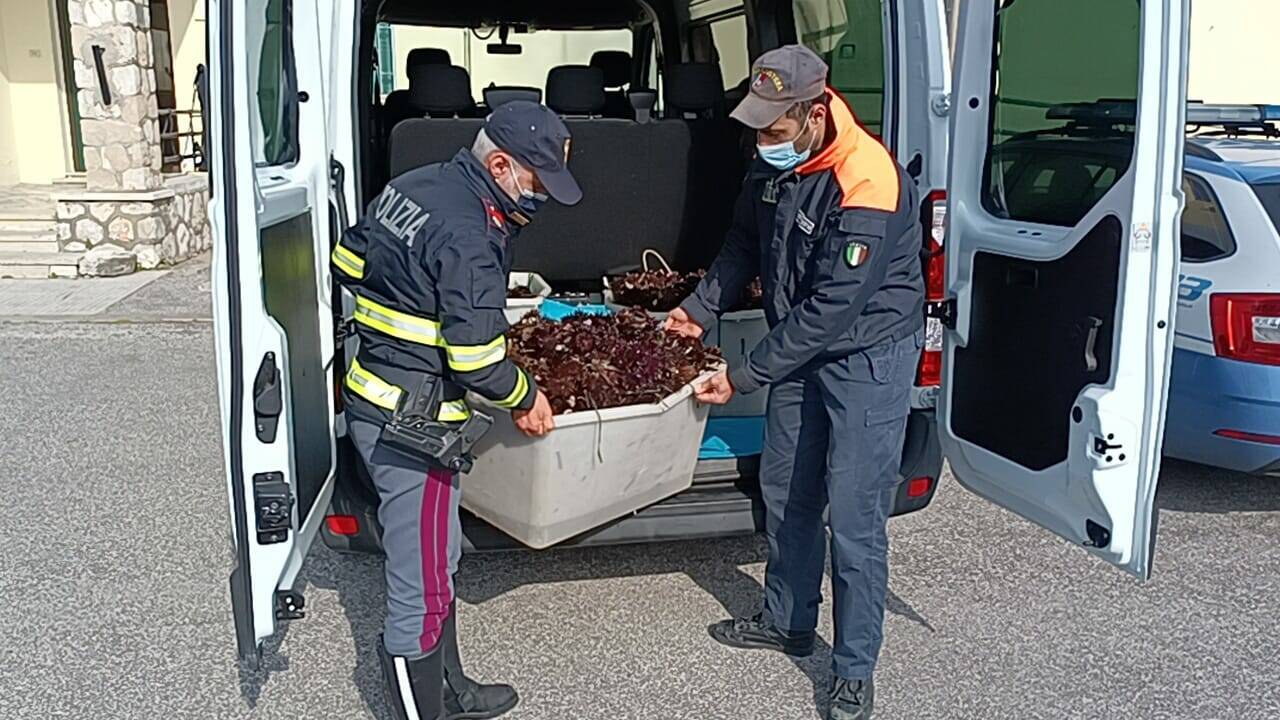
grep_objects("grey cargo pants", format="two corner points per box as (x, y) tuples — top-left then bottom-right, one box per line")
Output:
(349, 417), (462, 659)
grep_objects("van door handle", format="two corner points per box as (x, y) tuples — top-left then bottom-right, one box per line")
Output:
(253, 352), (283, 443)
(1082, 316), (1103, 373)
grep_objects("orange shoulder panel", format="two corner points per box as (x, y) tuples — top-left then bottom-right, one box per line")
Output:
(798, 90), (901, 212)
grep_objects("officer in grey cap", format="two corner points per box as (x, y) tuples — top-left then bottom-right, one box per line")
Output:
(668, 45), (924, 720)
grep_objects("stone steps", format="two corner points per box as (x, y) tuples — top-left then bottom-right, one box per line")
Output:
(0, 228), (61, 254)
(0, 251), (84, 279)
(0, 217), (57, 235)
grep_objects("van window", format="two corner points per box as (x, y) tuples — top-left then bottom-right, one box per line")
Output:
(375, 23), (396, 96)
(792, 0), (884, 138)
(1181, 174), (1237, 262)
(710, 14), (750, 90)
(254, 0), (298, 166)
(382, 27), (632, 97)
(983, 0), (1140, 226)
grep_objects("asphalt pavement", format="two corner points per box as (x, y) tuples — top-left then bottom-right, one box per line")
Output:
(1, 262), (1277, 719)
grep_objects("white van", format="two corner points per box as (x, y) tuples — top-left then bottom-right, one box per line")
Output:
(208, 0), (1189, 662)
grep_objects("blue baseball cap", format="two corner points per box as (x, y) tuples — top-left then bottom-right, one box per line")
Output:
(483, 100), (582, 205)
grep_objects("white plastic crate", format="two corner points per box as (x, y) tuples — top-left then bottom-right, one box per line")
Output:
(505, 271), (551, 324)
(462, 371), (716, 549)
(712, 309), (769, 417)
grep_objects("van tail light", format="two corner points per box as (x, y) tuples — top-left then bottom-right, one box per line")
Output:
(326, 514), (360, 536)
(916, 190), (947, 387)
(1210, 293), (1280, 366)
(905, 476), (933, 498)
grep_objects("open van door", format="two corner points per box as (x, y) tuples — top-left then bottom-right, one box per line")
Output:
(939, 0), (1189, 579)
(209, 0), (338, 661)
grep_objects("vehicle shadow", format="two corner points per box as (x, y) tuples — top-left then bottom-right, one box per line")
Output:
(301, 546), (394, 719)
(287, 531), (930, 720)
(1156, 458), (1280, 513)
(454, 533), (929, 719)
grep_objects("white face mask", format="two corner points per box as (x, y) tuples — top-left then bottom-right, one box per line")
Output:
(508, 164), (548, 204)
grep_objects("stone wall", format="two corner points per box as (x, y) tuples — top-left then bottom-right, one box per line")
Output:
(67, 0), (163, 192)
(56, 173), (209, 270)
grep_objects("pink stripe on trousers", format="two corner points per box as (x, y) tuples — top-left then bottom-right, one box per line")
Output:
(419, 468), (454, 654)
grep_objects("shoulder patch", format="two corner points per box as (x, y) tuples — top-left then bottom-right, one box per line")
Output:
(845, 240), (871, 268)
(482, 198), (507, 234)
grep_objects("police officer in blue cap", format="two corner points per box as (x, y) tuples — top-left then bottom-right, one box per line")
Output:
(330, 101), (578, 720)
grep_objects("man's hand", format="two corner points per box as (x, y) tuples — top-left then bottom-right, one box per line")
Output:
(512, 390), (555, 437)
(694, 370), (735, 405)
(664, 307), (704, 339)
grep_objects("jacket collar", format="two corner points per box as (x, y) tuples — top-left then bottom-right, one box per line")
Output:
(452, 149), (530, 226)
(795, 88), (863, 178)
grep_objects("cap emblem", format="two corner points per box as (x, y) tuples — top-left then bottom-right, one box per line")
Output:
(753, 69), (785, 93)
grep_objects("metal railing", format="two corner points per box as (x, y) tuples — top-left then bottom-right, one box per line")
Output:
(159, 107), (205, 172)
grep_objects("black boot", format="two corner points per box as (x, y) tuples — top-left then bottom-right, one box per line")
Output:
(708, 612), (816, 657)
(379, 635), (443, 720)
(828, 678), (874, 720)
(442, 602), (519, 720)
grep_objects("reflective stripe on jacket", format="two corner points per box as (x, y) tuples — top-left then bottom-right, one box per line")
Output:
(332, 149), (538, 422)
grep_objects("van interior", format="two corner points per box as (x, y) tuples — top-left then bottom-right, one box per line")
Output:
(353, 0), (888, 288)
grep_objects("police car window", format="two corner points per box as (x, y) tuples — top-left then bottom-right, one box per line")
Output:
(1181, 174), (1237, 262)
(253, 0), (299, 166)
(792, 0), (884, 138)
(983, 0), (1140, 226)
(1249, 181), (1280, 239)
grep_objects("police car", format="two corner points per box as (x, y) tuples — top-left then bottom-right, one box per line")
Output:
(207, 0), (1192, 663)
(986, 104), (1280, 476)
(1167, 127), (1280, 475)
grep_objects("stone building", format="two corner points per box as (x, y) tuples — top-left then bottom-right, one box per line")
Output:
(0, 0), (208, 277)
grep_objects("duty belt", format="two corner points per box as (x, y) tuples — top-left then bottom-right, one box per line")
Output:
(344, 358), (470, 422)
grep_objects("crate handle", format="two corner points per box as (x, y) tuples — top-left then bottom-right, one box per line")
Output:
(642, 248), (672, 273)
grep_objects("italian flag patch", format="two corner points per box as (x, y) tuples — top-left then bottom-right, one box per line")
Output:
(845, 241), (870, 268)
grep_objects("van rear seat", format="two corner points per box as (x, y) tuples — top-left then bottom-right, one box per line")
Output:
(513, 65), (690, 282)
(590, 50), (633, 118)
(663, 63), (748, 270)
(388, 68), (483, 180)
(382, 48), (451, 134)
(387, 65), (696, 285)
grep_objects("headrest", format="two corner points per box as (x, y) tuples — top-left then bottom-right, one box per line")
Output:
(483, 85), (542, 110)
(407, 48), (451, 71)
(628, 89), (657, 123)
(408, 64), (474, 116)
(545, 65), (606, 115)
(590, 50), (632, 89)
(663, 63), (723, 117)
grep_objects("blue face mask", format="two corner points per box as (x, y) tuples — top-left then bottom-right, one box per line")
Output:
(757, 118), (817, 171)
(509, 165), (549, 216)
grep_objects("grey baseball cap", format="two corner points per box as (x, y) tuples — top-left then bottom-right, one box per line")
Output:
(730, 45), (829, 129)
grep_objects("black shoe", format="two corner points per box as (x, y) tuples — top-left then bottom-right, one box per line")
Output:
(708, 612), (816, 657)
(442, 602), (519, 720)
(379, 635), (443, 720)
(828, 678), (874, 720)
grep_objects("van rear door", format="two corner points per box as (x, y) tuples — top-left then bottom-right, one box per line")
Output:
(209, 0), (338, 662)
(940, 0), (1188, 578)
